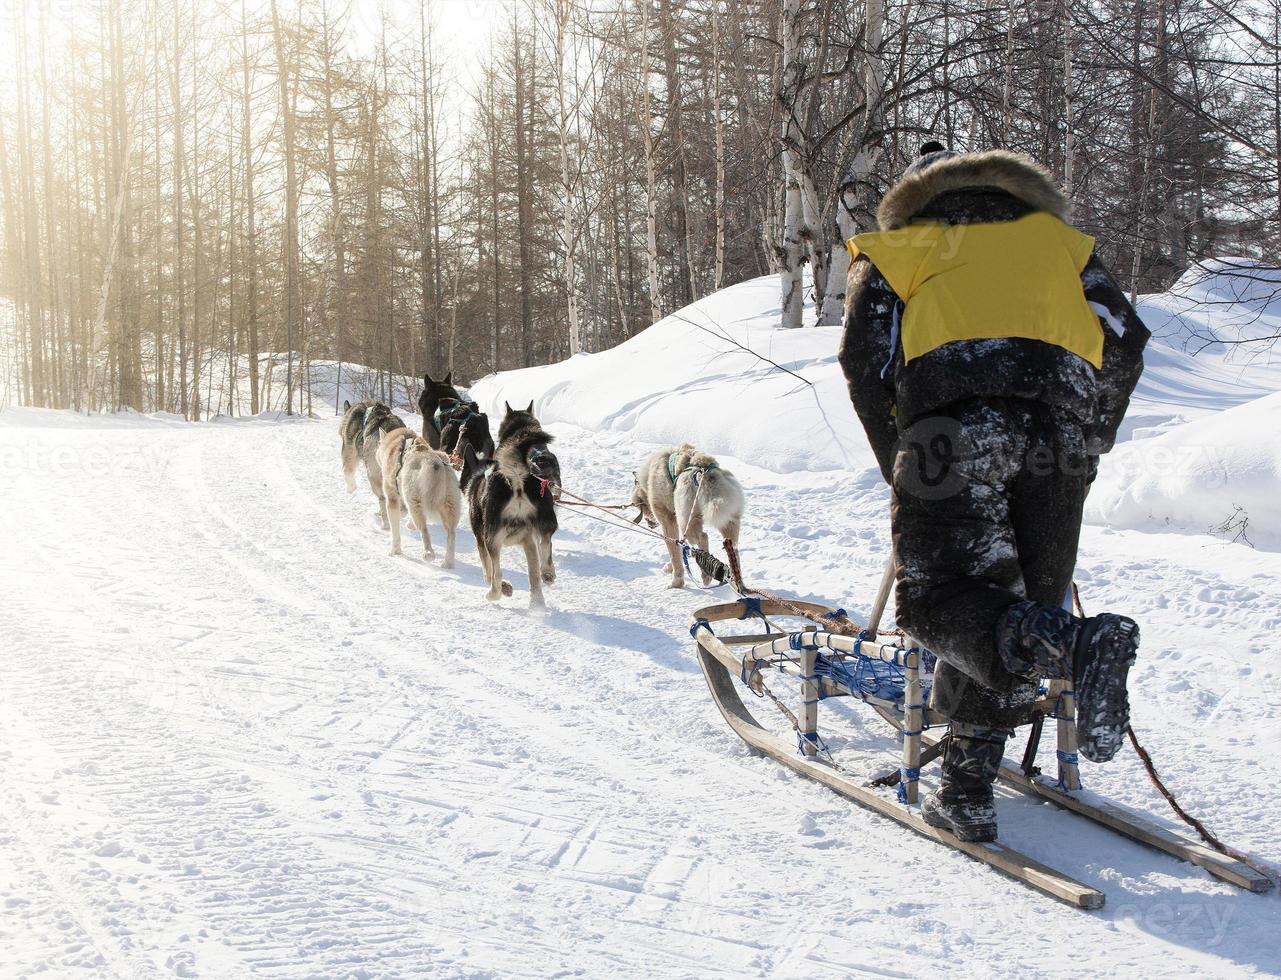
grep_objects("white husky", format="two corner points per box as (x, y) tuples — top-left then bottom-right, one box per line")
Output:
(376, 427), (462, 565)
(632, 444), (744, 588)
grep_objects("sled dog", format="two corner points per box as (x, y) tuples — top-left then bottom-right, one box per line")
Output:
(340, 399), (408, 528)
(461, 402), (559, 609)
(633, 444), (744, 588)
(375, 427), (462, 565)
(418, 371), (463, 450)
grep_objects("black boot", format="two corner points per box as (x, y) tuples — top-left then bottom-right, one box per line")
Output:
(921, 725), (1007, 843)
(996, 601), (1140, 764)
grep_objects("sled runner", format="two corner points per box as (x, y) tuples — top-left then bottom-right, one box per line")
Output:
(689, 577), (1272, 908)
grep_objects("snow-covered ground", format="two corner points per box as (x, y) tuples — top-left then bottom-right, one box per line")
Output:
(3, 270), (1280, 977)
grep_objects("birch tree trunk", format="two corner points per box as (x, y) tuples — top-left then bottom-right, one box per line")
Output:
(1063, 0), (1076, 200)
(270, 0), (299, 415)
(320, 0), (348, 412)
(240, 0), (260, 415)
(554, 0), (581, 355)
(778, 0), (809, 328)
(513, 14), (534, 366)
(640, 0), (663, 325)
(819, 0), (885, 324)
(170, 1), (188, 416)
(658, 0), (695, 305)
(711, 0), (726, 291)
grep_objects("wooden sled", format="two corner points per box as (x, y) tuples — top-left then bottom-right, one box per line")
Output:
(689, 565), (1272, 909)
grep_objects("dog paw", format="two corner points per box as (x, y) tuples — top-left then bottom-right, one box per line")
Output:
(529, 595), (546, 612)
(422, 550), (436, 562)
(667, 580), (685, 590)
(486, 590), (502, 602)
(501, 580), (514, 598)
(441, 558), (455, 569)
(389, 547), (402, 557)
(541, 568), (556, 585)
(662, 562), (673, 574)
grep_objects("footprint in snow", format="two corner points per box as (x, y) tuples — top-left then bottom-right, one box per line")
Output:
(787, 525), (831, 540)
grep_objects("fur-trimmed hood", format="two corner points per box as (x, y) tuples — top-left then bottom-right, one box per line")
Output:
(877, 150), (1069, 230)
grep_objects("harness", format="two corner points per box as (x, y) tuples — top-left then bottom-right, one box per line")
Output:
(528, 445), (556, 474)
(667, 452), (719, 485)
(389, 433), (416, 484)
(431, 401), (456, 434)
(434, 399), (480, 439)
(527, 445), (559, 499)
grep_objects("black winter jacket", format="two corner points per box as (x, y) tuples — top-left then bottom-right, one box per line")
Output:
(838, 151), (1150, 483)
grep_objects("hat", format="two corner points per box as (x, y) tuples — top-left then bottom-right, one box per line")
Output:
(903, 140), (959, 177)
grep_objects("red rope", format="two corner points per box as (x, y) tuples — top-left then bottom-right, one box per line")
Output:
(1124, 726), (1274, 882)
(1075, 583), (1275, 885)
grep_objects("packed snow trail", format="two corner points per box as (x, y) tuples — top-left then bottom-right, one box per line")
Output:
(1, 409), (1279, 978)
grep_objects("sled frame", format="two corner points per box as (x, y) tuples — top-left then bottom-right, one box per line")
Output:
(691, 595), (1272, 908)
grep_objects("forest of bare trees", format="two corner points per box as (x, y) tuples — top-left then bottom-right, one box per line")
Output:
(1, 0), (1278, 416)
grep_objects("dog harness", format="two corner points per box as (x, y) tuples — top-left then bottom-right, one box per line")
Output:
(527, 445), (556, 476)
(435, 399), (481, 441)
(667, 452), (718, 485)
(391, 433), (415, 482)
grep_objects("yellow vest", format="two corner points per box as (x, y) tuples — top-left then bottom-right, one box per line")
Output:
(847, 211), (1103, 369)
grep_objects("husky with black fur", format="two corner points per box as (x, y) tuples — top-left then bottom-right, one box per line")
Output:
(417, 371), (463, 449)
(340, 399), (408, 529)
(461, 402), (559, 609)
(376, 426), (462, 564)
(632, 444), (744, 588)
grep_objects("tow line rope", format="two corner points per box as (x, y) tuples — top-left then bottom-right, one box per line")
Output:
(549, 484), (878, 640)
(550, 483), (736, 589)
(1074, 585), (1276, 884)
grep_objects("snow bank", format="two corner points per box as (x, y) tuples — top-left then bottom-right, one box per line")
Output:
(471, 276), (878, 475)
(1085, 390), (1281, 548)
(1138, 258), (1281, 365)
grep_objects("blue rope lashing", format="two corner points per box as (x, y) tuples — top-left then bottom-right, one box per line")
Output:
(821, 608), (847, 621)
(1055, 749), (1081, 791)
(1051, 689), (1075, 719)
(788, 631), (820, 651)
(689, 618), (713, 639)
(740, 656), (766, 697)
(796, 729), (831, 756)
(797, 670), (824, 704)
(737, 596), (764, 620)
(896, 767), (921, 803)
(817, 649), (908, 703)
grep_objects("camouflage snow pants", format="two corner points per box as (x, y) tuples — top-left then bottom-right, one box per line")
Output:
(890, 398), (1090, 729)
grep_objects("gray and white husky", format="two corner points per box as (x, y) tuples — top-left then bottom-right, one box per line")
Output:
(375, 426), (462, 565)
(460, 403), (559, 610)
(632, 444), (744, 588)
(340, 400), (407, 529)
